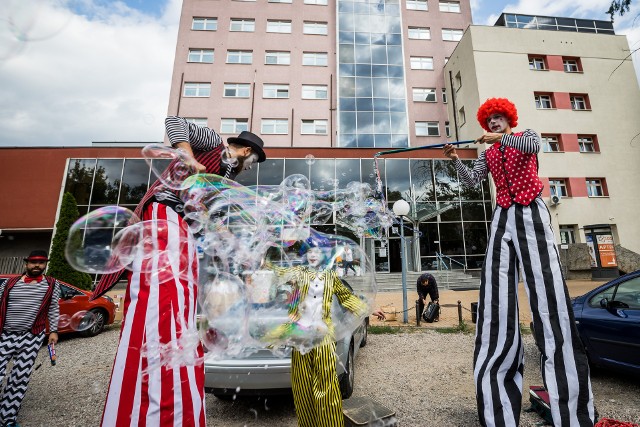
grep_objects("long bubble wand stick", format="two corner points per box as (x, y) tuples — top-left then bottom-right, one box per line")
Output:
(373, 139), (475, 158)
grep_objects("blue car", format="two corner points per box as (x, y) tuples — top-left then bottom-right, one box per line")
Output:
(571, 270), (640, 375)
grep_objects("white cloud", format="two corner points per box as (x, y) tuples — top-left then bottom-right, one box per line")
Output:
(0, 0), (181, 147)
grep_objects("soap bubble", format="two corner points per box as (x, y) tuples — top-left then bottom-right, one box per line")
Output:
(65, 206), (138, 274)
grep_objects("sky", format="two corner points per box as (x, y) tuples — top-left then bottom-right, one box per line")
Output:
(1, 0), (639, 147)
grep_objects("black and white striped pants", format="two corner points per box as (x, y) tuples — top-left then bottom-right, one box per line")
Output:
(474, 198), (595, 427)
(0, 331), (44, 425)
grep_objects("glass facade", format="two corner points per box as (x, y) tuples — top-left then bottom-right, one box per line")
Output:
(337, 0), (409, 148)
(495, 13), (615, 35)
(63, 157), (492, 272)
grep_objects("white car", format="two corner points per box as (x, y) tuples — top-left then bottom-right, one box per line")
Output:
(204, 278), (369, 399)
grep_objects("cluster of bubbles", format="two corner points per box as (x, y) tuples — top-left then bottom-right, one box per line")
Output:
(65, 143), (397, 364)
(58, 310), (97, 332)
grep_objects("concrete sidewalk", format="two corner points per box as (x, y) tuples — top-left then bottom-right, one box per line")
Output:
(371, 279), (607, 328)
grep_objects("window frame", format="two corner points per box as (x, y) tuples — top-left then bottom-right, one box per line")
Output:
(441, 28), (463, 41)
(302, 85), (328, 100)
(304, 0), (328, 4)
(187, 48), (214, 63)
(528, 55), (547, 70)
(183, 82), (211, 97)
(549, 178), (568, 197)
(303, 21), (328, 35)
(224, 83), (251, 98)
(220, 118), (249, 134)
(535, 93), (554, 109)
(408, 26), (431, 40)
(266, 20), (292, 33)
(438, 1), (461, 13)
(406, 0), (428, 11)
(578, 135), (597, 153)
(412, 87), (437, 102)
(301, 119), (328, 135)
(192, 17), (217, 31)
(229, 18), (255, 32)
(303, 52), (328, 66)
(261, 119), (289, 134)
(263, 84), (290, 99)
(586, 178), (606, 197)
(265, 51), (291, 65)
(415, 121), (440, 137)
(570, 94), (590, 111)
(563, 57), (583, 73)
(541, 134), (562, 152)
(410, 56), (434, 70)
(226, 50), (253, 64)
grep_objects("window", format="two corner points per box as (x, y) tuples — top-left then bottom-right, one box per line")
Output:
(408, 27), (431, 39)
(303, 52), (328, 66)
(442, 28), (463, 41)
(458, 106), (465, 125)
(445, 121), (451, 137)
(303, 21), (328, 35)
(183, 82), (211, 97)
(412, 88), (437, 102)
(535, 93), (553, 109)
(184, 118), (208, 126)
(563, 57), (582, 72)
(302, 85), (328, 99)
(529, 56), (547, 70)
(578, 135), (596, 152)
(230, 18), (255, 32)
(301, 119), (328, 134)
(220, 118), (248, 134)
(586, 179), (605, 197)
(406, 0), (428, 10)
(410, 56), (434, 70)
(549, 179), (568, 197)
(267, 20), (292, 33)
(541, 135), (561, 152)
(570, 95), (589, 110)
(265, 51), (290, 65)
(454, 71), (462, 90)
(188, 49), (214, 63)
(416, 121), (440, 136)
(559, 225), (577, 244)
(263, 84), (290, 98)
(192, 17), (217, 31)
(269, 0), (292, 3)
(224, 83), (251, 98)
(262, 119), (289, 134)
(442, 88), (448, 103)
(439, 1), (460, 12)
(227, 50), (253, 64)
(305, 0), (328, 4)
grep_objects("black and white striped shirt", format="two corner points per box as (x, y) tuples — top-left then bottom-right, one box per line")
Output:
(3, 278), (60, 333)
(453, 129), (540, 187)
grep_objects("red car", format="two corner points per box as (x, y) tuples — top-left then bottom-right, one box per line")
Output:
(0, 275), (116, 337)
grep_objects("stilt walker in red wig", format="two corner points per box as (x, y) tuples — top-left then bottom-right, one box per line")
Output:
(444, 98), (595, 427)
(92, 117), (266, 427)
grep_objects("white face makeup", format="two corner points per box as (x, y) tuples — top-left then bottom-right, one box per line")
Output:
(306, 247), (325, 268)
(486, 114), (509, 133)
(242, 152), (260, 171)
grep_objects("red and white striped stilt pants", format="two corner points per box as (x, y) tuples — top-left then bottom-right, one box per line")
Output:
(101, 203), (205, 427)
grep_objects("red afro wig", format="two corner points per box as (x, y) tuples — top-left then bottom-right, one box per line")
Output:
(476, 98), (518, 132)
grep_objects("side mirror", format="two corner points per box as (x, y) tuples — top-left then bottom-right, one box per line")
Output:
(599, 298), (609, 309)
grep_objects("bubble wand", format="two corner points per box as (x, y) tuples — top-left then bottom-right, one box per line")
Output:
(372, 139), (475, 228)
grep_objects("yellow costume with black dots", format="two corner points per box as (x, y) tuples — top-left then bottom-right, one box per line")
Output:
(270, 265), (366, 427)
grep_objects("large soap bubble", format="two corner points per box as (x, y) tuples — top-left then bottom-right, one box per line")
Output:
(65, 206), (139, 274)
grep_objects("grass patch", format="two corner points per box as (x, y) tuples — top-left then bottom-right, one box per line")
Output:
(435, 321), (474, 334)
(368, 325), (403, 334)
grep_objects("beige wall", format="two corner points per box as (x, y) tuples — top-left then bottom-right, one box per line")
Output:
(445, 25), (640, 254)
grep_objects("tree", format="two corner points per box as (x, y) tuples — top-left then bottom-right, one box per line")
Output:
(47, 192), (93, 290)
(608, 0), (632, 21)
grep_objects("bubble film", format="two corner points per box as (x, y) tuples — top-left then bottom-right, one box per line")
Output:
(67, 145), (401, 365)
(65, 206), (139, 274)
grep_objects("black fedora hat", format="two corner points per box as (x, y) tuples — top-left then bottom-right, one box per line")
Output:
(227, 131), (267, 163)
(24, 250), (49, 262)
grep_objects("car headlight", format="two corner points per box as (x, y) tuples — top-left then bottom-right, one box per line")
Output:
(103, 295), (114, 303)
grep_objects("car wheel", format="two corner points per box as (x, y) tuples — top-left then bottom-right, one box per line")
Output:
(339, 342), (355, 399)
(360, 319), (369, 348)
(81, 309), (107, 337)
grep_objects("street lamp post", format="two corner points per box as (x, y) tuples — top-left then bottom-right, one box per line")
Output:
(393, 199), (410, 323)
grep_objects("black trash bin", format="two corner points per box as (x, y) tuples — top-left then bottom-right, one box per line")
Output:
(471, 302), (478, 324)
